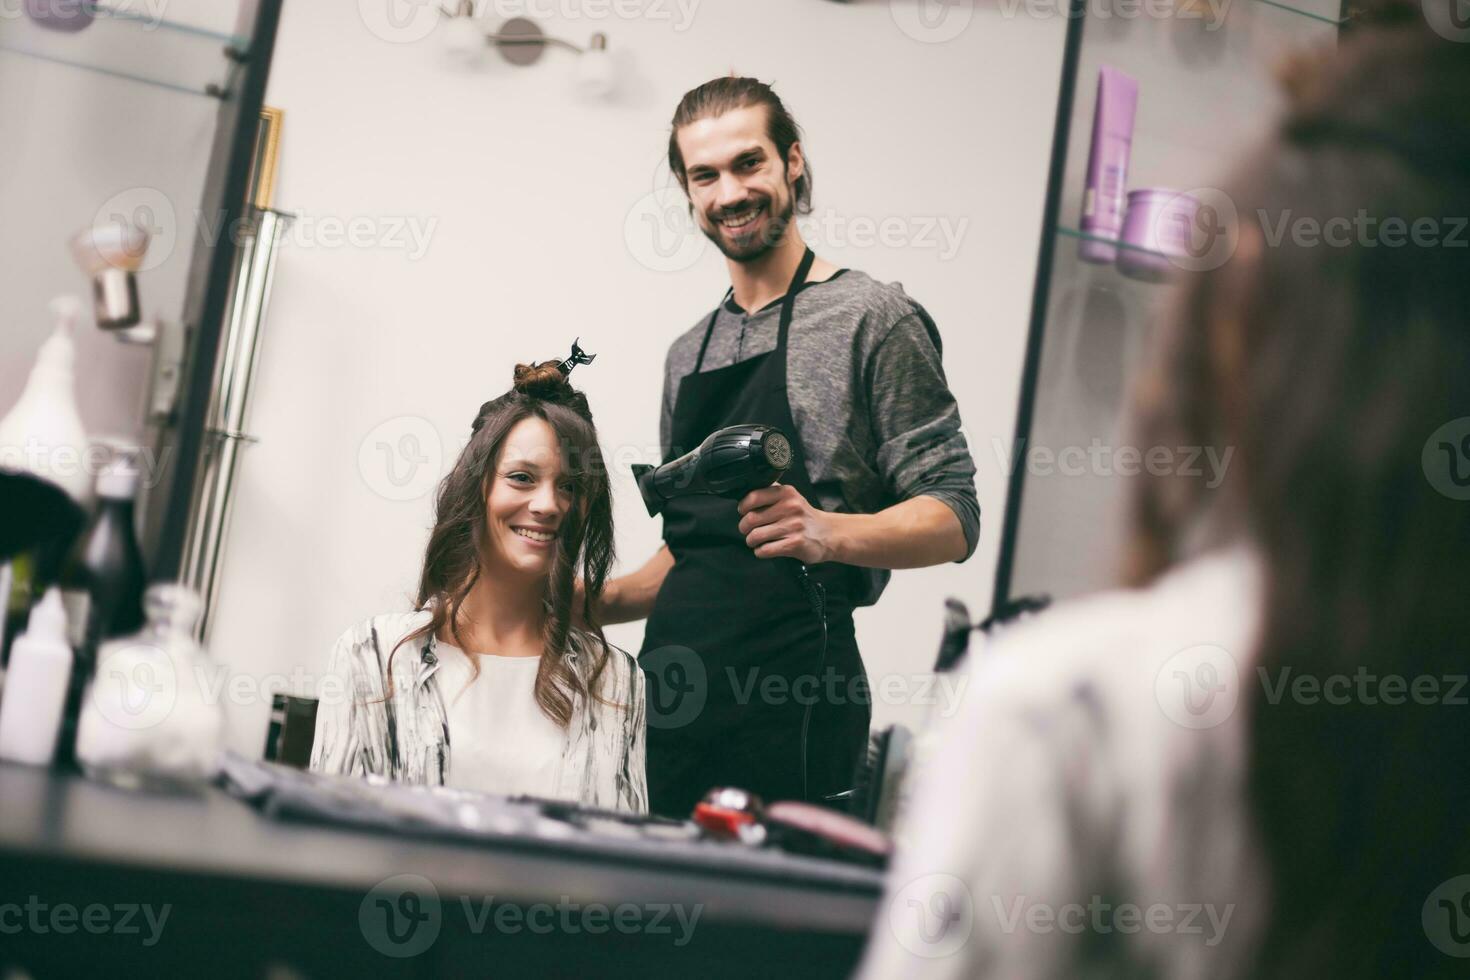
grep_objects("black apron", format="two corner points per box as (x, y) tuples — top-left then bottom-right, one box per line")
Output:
(639, 248), (871, 818)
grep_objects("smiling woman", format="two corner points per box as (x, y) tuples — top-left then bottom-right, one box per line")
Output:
(309, 352), (647, 813)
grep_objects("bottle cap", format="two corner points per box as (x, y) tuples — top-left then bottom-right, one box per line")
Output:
(143, 583), (204, 633)
(96, 447), (141, 500)
(22, 588), (70, 644)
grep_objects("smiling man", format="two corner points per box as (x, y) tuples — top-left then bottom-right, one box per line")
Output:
(603, 76), (981, 817)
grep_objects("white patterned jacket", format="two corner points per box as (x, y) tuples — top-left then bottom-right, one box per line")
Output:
(309, 610), (648, 813)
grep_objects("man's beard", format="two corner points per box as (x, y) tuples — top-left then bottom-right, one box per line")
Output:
(699, 192), (796, 263)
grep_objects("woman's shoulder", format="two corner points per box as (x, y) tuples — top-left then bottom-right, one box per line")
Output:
(959, 547), (1264, 768)
(570, 629), (642, 695)
(329, 609), (434, 668)
(981, 546), (1262, 689)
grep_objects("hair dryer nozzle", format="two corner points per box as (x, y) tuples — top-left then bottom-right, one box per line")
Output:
(631, 463), (662, 516)
(631, 424), (793, 521)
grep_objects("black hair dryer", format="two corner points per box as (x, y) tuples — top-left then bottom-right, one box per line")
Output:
(632, 424), (793, 516)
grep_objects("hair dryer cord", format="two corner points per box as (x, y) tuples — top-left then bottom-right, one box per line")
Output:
(795, 563), (827, 804)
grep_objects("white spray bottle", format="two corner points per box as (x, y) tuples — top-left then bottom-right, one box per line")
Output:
(0, 588), (75, 765)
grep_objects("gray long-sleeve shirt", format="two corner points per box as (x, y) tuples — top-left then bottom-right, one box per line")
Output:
(660, 268), (980, 606)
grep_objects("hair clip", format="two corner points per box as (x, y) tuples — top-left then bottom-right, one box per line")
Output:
(557, 338), (597, 378)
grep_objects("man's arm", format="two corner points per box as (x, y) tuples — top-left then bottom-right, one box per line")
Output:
(738, 306), (980, 570)
(597, 545), (674, 624)
(737, 487), (966, 569)
(827, 495), (967, 567)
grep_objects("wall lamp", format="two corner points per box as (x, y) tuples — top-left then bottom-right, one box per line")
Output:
(440, 3), (616, 97)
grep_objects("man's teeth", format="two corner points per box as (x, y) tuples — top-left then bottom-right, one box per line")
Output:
(720, 208), (762, 230)
(514, 528), (555, 542)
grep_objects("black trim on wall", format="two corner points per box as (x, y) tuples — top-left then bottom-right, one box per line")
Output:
(989, 0), (1089, 618)
(145, 0), (285, 582)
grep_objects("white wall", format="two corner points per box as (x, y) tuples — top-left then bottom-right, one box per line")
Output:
(207, 0), (1066, 757)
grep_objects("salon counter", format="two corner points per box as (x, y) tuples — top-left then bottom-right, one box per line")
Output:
(0, 762), (882, 978)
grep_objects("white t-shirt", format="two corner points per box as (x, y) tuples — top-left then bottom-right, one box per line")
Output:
(436, 643), (568, 798)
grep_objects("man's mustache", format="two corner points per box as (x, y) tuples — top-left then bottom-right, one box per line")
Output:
(710, 199), (769, 222)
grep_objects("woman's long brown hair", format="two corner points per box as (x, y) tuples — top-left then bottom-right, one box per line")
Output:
(1125, 23), (1470, 977)
(386, 359), (616, 727)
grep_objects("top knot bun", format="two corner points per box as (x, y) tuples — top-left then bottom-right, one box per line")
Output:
(512, 360), (572, 398)
(469, 352), (595, 435)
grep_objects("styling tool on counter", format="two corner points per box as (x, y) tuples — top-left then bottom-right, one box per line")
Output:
(692, 786), (891, 867)
(529, 798), (699, 843)
(215, 754), (886, 893)
(693, 786), (767, 843)
(763, 801), (891, 868)
(631, 423), (792, 517)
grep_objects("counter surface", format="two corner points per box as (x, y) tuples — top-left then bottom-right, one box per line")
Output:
(0, 762), (883, 978)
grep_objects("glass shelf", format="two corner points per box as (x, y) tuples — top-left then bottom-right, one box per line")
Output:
(1250, 0), (1344, 26)
(1056, 224), (1169, 263)
(0, 2), (249, 99)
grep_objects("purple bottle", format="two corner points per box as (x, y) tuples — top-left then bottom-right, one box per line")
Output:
(1079, 67), (1140, 263)
(26, 0), (95, 32)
